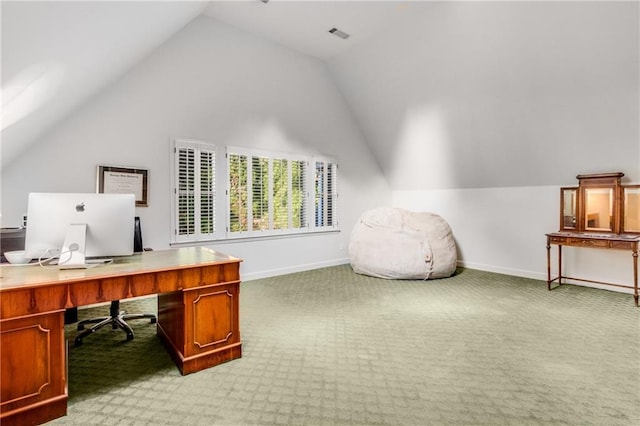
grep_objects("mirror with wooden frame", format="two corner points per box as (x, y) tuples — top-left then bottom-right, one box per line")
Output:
(576, 173), (622, 234)
(623, 185), (640, 233)
(583, 187), (614, 232)
(558, 172), (640, 234)
(560, 187), (578, 231)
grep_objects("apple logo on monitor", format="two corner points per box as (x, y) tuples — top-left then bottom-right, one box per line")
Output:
(75, 202), (85, 212)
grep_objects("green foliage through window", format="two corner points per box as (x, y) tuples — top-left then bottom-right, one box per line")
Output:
(227, 150), (313, 235)
(229, 154), (248, 232)
(173, 140), (336, 243)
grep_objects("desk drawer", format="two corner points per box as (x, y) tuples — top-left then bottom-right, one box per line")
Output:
(610, 240), (635, 250)
(549, 234), (638, 250)
(566, 238), (610, 248)
(549, 236), (567, 244)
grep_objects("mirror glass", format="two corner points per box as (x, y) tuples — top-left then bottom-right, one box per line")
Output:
(561, 188), (577, 229)
(624, 186), (640, 233)
(584, 188), (613, 232)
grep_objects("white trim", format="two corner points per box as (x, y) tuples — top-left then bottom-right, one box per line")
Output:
(171, 138), (222, 244)
(169, 228), (340, 248)
(457, 260), (633, 294)
(457, 259), (546, 281)
(241, 257), (350, 281)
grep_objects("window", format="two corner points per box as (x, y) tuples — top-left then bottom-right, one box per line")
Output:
(314, 159), (337, 229)
(172, 140), (337, 244)
(227, 147), (322, 237)
(228, 153), (248, 232)
(172, 140), (219, 243)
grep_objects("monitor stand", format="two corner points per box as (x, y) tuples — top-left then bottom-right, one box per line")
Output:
(58, 223), (93, 269)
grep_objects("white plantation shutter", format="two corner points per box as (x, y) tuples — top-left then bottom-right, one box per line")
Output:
(314, 158), (338, 230)
(227, 148), (316, 237)
(228, 153), (248, 233)
(176, 146), (195, 238)
(272, 158), (288, 230)
(251, 156), (269, 231)
(291, 160), (308, 229)
(326, 161), (337, 227)
(199, 149), (215, 235)
(173, 140), (218, 243)
(172, 141), (336, 243)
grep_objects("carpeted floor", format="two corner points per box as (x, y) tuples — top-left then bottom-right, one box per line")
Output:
(49, 265), (639, 425)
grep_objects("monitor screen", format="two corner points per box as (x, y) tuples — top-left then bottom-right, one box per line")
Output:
(24, 193), (135, 267)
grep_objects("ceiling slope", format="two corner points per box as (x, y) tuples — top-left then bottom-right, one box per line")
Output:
(1, 1), (207, 168)
(1, 0), (418, 170)
(327, 1), (640, 188)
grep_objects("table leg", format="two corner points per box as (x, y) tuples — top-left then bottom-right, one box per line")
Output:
(558, 245), (563, 286)
(546, 239), (551, 291)
(633, 250), (638, 307)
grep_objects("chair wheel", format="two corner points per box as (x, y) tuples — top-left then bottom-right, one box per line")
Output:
(151, 317), (157, 324)
(77, 324), (85, 331)
(126, 333), (134, 341)
(74, 338), (83, 347)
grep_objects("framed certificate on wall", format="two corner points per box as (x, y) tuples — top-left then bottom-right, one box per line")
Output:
(97, 165), (148, 207)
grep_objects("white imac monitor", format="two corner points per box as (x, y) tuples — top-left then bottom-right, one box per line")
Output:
(24, 193), (135, 268)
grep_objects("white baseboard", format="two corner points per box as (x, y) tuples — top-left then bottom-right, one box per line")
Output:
(242, 257), (350, 281)
(457, 260), (633, 294)
(457, 260), (546, 281)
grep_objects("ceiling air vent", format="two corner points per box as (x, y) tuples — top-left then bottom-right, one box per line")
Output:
(329, 28), (350, 40)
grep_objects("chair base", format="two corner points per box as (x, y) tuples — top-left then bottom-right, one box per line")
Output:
(74, 300), (156, 347)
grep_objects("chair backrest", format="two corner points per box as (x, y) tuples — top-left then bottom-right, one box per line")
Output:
(134, 216), (143, 253)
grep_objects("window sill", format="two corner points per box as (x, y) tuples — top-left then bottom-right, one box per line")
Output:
(169, 228), (340, 248)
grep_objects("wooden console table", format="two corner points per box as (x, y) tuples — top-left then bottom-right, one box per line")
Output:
(0, 247), (242, 425)
(546, 232), (639, 306)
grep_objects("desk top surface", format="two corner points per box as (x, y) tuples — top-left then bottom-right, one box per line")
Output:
(0, 247), (241, 290)
(546, 231), (640, 242)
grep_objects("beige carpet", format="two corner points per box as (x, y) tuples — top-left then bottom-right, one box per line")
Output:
(49, 265), (639, 425)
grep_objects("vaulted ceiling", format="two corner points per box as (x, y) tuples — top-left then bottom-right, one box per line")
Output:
(1, 0), (416, 169)
(2, 1), (637, 187)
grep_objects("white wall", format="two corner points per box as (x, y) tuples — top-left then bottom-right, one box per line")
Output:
(1, 16), (390, 279)
(3, 2), (637, 291)
(327, 1), (639, 292)
(393, 187), (636, 294)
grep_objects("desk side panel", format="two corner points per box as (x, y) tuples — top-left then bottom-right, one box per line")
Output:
(0, 311), (66, 423)
(157, 291), (185, 357)
(157, 262), (242, 375)
(186, 281), (240, 354)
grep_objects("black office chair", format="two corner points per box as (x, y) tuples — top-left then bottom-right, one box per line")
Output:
(74, 217), (157, 346)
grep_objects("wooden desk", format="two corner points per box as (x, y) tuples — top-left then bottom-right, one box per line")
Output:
(546, 232), (639, 306)
(0, 247), (242, 425)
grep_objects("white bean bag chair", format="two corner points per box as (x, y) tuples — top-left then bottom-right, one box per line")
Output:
(349, 207), (457, 280)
